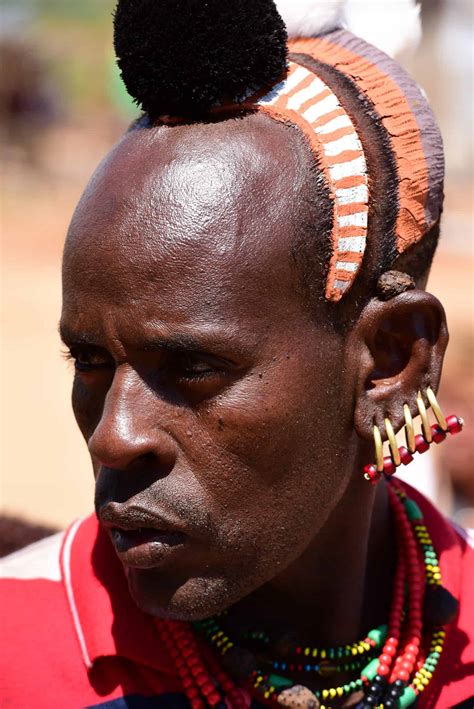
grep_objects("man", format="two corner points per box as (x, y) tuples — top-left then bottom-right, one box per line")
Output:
(1, 1), (473, 707)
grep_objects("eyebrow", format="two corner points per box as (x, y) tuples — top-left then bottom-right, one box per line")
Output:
(58, 323), (256, 358)
(59, 324), (98, 347)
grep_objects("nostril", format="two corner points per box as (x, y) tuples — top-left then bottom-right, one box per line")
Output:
(138, 452), (157, 465)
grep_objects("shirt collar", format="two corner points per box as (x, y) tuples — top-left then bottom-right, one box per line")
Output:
(59, 513), (175, 674)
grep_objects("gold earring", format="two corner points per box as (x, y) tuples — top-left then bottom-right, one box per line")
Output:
(417, 391), (433, 443)
(363, 388), (464, 484)
(403, 404), (416, 454)
(384, 417), (401, 467)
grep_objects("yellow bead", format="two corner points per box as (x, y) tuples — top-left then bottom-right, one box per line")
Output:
(336, 687), (344, 696)
(434, 645), (443, 653)
(322, 689), (329, 699)
(329, 688), (337, 699)
(321, 649), (327, 659)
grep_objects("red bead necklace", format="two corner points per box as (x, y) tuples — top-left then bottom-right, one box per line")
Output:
(154, 481), (454, 708)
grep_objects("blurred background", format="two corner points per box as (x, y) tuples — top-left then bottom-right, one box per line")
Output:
(1, 0), (473, 547)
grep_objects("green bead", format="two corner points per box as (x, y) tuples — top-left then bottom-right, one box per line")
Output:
(267, 674), (293, 690)
(367, 624), (388, 645)
(361, 658), (379, 681)
(399, 686), (418, 708)
(404, 499), (423, 520)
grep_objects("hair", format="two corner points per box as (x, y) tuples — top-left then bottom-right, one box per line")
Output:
(113, 0), (443, 330)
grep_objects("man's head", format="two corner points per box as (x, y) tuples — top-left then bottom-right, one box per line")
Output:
(62, 114), (353, 618)
(61, 111), (447, 619)
(60, 0), (448, 619)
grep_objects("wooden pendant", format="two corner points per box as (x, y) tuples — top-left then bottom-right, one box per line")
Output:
(277, 684), (320, 708)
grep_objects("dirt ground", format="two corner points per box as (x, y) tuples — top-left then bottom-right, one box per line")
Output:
(1, 125), (473, 529)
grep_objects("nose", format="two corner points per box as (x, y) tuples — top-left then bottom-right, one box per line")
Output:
(88, 366), (178, 471)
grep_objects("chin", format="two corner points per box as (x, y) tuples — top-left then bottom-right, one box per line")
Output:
(125, 565), (252, 621)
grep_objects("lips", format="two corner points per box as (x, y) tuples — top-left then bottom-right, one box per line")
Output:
(99, 503), (188, 569)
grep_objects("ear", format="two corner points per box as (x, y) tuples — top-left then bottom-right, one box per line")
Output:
(345, 290), (449, 440)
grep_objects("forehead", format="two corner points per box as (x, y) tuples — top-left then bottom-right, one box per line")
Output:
(63, 113), (313, 332)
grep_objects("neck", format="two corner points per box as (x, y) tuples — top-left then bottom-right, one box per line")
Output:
(232, 471), (396, 647)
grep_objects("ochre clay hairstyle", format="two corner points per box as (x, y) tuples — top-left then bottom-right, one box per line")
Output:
(114, 0), (443, 311)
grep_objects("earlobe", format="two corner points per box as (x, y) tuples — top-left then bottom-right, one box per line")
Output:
(346, 290), (449, 442)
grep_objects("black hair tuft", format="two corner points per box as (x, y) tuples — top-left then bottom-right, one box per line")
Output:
(114, 0), (288, 118)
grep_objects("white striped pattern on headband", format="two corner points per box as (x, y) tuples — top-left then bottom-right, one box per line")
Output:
(258, 62), (369, 301)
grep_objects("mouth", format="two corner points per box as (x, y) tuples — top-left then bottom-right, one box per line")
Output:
(100, 504), (188, 569)
(109, 527), (187, 568)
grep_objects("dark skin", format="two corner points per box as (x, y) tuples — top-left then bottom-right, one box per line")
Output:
(61, 112), (448, 657)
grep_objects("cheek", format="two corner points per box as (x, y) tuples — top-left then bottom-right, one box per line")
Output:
(190, 355), (351, 540)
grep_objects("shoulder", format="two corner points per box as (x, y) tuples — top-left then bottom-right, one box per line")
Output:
(0, 520), (95, 707)
(0, 531), (68, 625)
(0, 530), (64, 581)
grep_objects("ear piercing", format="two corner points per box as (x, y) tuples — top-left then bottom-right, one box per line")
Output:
(363, 387), (463, 484)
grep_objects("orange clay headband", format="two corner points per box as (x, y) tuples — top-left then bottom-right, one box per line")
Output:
(257, 60), (369, 302)
(246, 31), (444, 303)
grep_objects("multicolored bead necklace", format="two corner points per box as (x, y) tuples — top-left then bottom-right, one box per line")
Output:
(154, 481), (458, 708)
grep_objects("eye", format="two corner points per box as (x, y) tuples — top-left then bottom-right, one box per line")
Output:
(64, 347), (114, 373)
(175, 353), (223, 381)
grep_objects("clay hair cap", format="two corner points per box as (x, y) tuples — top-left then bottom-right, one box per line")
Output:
(113, 0), (288, 118)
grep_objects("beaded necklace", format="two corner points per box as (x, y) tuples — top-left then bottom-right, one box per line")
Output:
(154, 482), (458, 709)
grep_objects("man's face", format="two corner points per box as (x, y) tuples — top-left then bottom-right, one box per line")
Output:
(61, 114), (355, 619)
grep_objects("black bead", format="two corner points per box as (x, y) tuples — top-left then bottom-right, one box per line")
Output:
(383, 700), (396, 709)
(423, 585), (459, 628)
(394, 679), (406, 689)
(363, 697), (378, 706)
(367, 684), (384, 699)
(388, 686), (403, 699)
(374, 674), (388, 687)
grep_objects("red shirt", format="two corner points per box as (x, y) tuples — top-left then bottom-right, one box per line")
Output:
(1, 484), (473, 709)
